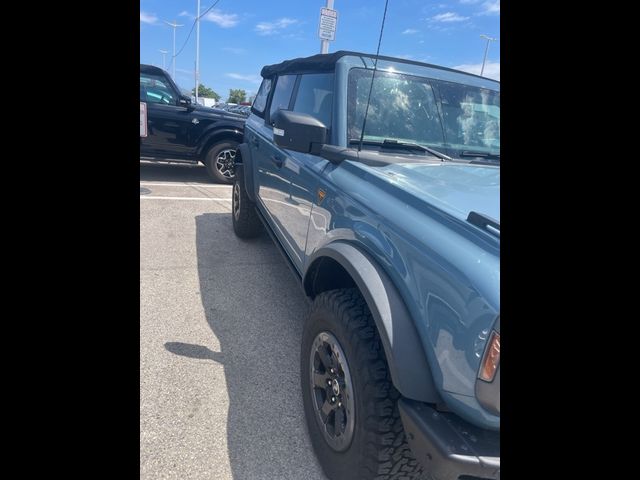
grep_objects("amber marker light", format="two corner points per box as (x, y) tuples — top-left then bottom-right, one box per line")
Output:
(479, 330), (500, 382)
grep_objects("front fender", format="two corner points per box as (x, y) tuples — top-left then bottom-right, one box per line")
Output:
(304, 241), (441, 404)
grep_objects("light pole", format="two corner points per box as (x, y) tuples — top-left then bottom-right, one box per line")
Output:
(158, 49), (168, 70)
(164, 20), (184, 80)
(195, 0), (201, 103)
(480, 34), (498, 77)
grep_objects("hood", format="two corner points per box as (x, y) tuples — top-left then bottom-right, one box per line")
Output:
(192, 103), (246, 119)
(375, 162), (500, 224)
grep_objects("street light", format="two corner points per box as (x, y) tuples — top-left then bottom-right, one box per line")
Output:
(158, 49), (168, 70)
(164, 20), (184, 80)
(195, 0), (201, 102)
(480, 34), (498, 77)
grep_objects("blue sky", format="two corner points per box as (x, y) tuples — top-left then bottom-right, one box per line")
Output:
(140, 0), (499, 101)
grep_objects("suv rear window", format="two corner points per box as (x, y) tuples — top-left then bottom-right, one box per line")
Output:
(251, 78), (272, 117)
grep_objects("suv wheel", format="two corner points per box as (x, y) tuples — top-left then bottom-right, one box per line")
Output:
(232, 172), (262, 238)
(301, 288), (426, 480)
(205, 141), (238, 184)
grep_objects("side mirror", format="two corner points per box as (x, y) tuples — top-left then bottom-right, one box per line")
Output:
(178, 95), (194, 109)
(272, 110), (327, 154)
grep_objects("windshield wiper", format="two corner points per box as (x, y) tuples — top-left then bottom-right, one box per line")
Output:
(459, 150), (500, 160)
(349, 139), (452, 162)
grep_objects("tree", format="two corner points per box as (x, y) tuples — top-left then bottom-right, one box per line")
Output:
(228, 88), (246, 104)
(192, 84), (220, 101)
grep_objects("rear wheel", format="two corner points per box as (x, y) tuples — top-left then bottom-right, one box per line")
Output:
(301, 288), (427, 480)
(204, 141), (238, 184)
(232, 172), (262, 238)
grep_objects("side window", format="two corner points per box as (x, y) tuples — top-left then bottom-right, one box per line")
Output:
(140, 73), (177, 105)
(293, 74), (334, 129)
(268, 75), (297, 125)
(251, 78), (272, 117)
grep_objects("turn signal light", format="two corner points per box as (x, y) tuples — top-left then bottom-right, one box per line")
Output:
(479, 331), (500, 382)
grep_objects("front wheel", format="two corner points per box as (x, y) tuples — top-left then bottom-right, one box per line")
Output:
(204, 141), (238, 184)
(301, 288), (426, 480)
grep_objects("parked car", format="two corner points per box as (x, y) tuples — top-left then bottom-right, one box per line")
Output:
(140, 64), (246, 183)
(232, 51), (500, 480)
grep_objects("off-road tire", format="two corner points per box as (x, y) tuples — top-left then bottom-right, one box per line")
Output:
(205, 141), (238, 184)
(232, 172), (262, 238)
(301, 288), (429, 480)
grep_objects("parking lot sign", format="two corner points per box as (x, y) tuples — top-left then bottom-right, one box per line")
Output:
(318, 8), (338, 41)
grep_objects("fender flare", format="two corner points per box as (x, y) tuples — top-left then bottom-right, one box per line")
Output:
(235, 143), (256, 202)
(197, 128), (244, 158)
(304, 242), (441, 403)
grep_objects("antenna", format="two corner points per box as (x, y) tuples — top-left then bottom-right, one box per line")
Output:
(358, 0), (390, 152)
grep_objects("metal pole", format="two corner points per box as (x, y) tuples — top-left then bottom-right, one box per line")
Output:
(195, 0), (201, 102)
(320, 0), (335, 54)
(480, 35), (497, 77)
(159, 50), (168, 70)
(164, 20), (184, 80)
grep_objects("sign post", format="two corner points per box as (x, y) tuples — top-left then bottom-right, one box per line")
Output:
(319, 2), (338, 54)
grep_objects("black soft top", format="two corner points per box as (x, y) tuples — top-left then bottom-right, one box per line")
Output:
(260, 50), (497, 84)
(140, 64), (167, 76)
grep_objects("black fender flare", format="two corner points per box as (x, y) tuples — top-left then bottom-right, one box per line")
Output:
(235, 143), (256, 202)
(304, 242), (442, 403)
(197, 128), (244, 158)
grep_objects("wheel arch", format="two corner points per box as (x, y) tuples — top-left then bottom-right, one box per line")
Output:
(303, 242), (442, 404)
(234, 142), (256, 202)
(197, 128), (244, 162)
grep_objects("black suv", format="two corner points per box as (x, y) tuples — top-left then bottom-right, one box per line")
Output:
(140, 64), (245, 183)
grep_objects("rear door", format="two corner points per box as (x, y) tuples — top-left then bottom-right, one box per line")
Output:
(139, 71), (193, 159)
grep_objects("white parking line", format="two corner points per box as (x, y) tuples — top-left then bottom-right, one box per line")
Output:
(140, 196), (231, 201)
(140, 182), (231, 188)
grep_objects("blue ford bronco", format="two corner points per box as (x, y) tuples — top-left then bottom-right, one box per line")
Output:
(231, 51), (500, 480)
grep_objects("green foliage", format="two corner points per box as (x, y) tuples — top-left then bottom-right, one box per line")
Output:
(192, 84), (220, 100)
(228, 88), (247, 104)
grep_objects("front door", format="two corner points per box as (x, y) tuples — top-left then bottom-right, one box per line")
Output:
(140, 71), (193, 159)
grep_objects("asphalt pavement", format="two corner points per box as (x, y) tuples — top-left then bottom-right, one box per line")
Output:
(140, 163), (326, 480)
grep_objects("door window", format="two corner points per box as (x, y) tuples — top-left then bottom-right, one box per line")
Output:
(140, 73), (177, 105)
(268, 75), (296, 125)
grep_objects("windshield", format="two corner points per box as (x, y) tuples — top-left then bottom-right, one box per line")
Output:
(347, 68), (500, 160)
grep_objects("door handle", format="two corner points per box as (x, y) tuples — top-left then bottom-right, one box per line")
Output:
(250, 137), (259, 149)
(270, 155), (284, 168)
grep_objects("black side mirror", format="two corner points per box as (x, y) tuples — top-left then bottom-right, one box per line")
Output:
(178, 95), (194, 109)
(272, 110), (327, 154)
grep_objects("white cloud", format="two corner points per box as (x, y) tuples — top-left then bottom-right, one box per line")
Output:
(453, 62), (500, 80)
(402, 28), (419, 35)
(179, 11), (193, 19)
(255, 18), (298, 36)
(140, 12), (158, 24)
(226, 73), (262, 84)
(480, 1), (500, 15)
(204, 9), (239, 28)
(432, 12), (469, 22)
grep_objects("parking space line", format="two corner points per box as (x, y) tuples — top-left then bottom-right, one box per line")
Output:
(140, 196), (231, 201)
(140, 182), (231, 188)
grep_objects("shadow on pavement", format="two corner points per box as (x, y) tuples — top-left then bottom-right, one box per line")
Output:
(140, 162), (215, 183)
(163, 212), (326, 479)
